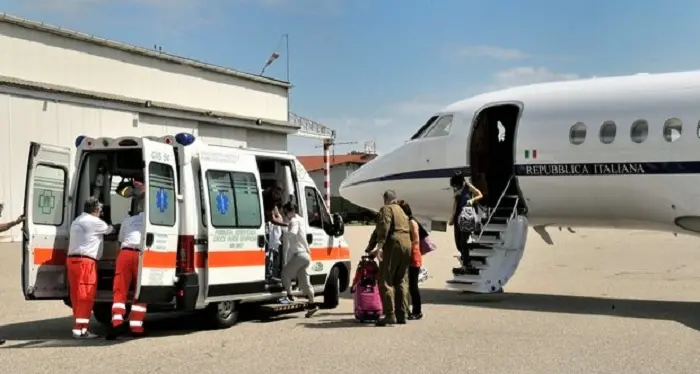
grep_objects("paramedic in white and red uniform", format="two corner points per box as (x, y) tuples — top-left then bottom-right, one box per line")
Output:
(67, 197), (117, 339)
(110, 180), (148, 338)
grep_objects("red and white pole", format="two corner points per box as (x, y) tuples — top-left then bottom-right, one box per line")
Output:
(322, 139), (332, 210)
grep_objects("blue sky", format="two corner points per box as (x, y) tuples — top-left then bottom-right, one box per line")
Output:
(3, 0), (700, 155)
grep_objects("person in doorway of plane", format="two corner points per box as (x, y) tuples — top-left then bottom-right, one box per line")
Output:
(0, 213), (24, 345)
(448, 173), (483, 275)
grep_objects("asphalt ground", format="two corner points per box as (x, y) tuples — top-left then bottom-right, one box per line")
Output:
(1, 225), (700, 374)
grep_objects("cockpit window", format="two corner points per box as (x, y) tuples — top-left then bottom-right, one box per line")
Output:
(410, 116), (438, 140)
(423, 115), (454, 138)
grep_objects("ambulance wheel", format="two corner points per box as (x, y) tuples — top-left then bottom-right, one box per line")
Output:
(93, 302), (114, 327)
(322, 267), (340, 309)
(205, 301), (239, 329)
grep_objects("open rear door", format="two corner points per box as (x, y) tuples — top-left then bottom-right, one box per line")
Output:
(136, 138), (179, 304)
(22, 142), (71, 300)
(199, 149), (267, 299)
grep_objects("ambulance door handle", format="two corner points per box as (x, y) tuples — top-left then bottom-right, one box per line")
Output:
(146, 232), (154, 247)
(257, 234), (265, 248)
(306, 233), (313, 245)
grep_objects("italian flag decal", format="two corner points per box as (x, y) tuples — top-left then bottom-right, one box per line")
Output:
(524, 149), (538, 159)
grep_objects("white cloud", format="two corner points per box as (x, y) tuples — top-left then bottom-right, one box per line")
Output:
(455, 45), (528, 60)
(494, 66), (579, 86)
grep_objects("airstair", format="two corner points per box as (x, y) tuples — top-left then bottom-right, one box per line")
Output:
(446, 175), (529, 293)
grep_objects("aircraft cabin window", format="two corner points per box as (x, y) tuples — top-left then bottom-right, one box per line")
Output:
(569, 122), (586, 145)
(663, 117), (682, 142)
(630, 119), (649, 144)
(423, 115), (454, 138)
(599, 121), (617, 144)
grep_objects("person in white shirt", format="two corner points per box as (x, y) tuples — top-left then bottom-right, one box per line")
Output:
(279, 202), (319, 318)
(108, 179), (147, 339)
(66, 196), (117, 339)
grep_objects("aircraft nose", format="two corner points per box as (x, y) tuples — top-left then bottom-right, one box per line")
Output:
(339, 159), (378, 211)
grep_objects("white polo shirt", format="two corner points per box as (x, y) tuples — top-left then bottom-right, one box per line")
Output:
(119, 213), (143, 249)
(67, 213), (115, 260)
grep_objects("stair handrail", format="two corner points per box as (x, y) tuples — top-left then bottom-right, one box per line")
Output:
(477, 174), (515, 241)
(508, 197), (520, 222)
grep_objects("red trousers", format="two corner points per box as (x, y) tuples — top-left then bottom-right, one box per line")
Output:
(66, 256), (97, 335)
(111, 249), (147, 334)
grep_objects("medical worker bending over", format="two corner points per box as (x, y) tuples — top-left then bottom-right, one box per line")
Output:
(279, 202), (319, 318)
(67, 197), (118, 339)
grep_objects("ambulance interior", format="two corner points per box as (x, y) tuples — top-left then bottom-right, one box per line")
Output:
(73, 149), (144, 292)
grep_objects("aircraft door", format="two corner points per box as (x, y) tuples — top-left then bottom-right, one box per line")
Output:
(22, 142), (72, 300)
(136, 139), (179, 303)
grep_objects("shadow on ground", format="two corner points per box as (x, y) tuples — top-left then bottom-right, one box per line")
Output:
(418, 288), (700, 332)
(0, 305), (348, 348)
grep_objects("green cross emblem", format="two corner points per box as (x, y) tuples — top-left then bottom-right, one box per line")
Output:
(37, 190), (56, 214)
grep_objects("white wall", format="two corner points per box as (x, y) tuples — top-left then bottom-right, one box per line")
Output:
(308, 163), (361, 197)
(0, 93), (288, 242)
(0, 22), (288, 123)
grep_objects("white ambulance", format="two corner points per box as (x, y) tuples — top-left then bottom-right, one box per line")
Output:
(22, 133), (351, 328)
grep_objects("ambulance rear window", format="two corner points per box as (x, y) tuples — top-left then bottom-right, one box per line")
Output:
(148, 162), (176, 226)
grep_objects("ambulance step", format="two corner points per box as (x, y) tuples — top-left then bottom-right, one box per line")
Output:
(258, 301), (310, 313)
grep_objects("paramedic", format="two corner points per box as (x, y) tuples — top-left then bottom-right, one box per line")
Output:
(0, 214), (24, 345)
(279, 202), (320, 318)
(448, 174), (483, 275)
(263, 184), (288, 280)
(397, 200), (423, 320)
(108, 181), (147, 339)
(67, 197), (117, 339)
(367, 190), (412, 326)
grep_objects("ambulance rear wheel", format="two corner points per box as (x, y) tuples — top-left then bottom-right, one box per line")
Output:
(205, 301), (239, 329)
(322, 267), (340, 309)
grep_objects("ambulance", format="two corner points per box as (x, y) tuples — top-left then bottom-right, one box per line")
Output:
(22, 133), (351, 328)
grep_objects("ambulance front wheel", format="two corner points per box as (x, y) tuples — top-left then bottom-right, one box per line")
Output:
(205, 301), (239, 329)
(322, 267), (340, 309)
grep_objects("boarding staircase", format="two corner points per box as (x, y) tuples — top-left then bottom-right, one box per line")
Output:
(446, 175), (529, 293)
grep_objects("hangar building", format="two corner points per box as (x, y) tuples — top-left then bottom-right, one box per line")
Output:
(0, 13), (299, 241)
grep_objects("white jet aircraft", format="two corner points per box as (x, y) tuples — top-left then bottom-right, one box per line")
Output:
(339, 70), (699, 293)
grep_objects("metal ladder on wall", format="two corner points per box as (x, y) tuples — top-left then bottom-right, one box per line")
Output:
(446, 175), (530, 293)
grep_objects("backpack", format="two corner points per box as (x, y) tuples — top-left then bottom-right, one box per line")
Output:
(457, 204), (480, 233)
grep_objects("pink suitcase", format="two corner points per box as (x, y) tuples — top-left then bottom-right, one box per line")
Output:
(351, 256), (383, 322)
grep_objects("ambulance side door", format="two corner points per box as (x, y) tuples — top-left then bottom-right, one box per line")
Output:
(22, 142), (72, 300)
(136, 138), (179, 303)
(199, 151), (266, 300)
(302, 184), (335, 279)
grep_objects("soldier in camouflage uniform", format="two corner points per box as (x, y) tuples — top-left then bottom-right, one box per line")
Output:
(366, 190), (412, 326)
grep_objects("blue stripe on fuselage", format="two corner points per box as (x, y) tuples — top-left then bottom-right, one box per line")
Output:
(343, 161), (700, 187)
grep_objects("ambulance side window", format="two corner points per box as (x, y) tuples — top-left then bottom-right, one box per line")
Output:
(305, 187), (323, 229)
(32, 164), (67, 226)
(205, 170), (262, 228)
(148, 162), (177, 226)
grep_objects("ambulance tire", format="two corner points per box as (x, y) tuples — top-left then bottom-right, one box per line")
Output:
(205, 301), (239, 329)
(322, 267), (340, 309)
(93, 302), (129, 327)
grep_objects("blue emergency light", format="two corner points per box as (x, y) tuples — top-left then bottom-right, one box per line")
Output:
(74, 135), (86, 147)
(175, 133), (196, 146)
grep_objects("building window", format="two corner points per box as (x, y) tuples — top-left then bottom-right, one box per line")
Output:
(630, 119), (649, 144)
(569, 122), (586, 145)
(663, 118), (682, 142)
(599, 121), (617, 144)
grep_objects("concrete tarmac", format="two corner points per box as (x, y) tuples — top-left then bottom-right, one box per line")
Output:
(2, 226), (700, 374)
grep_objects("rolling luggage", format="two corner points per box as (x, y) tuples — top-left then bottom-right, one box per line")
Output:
(350, 256), (383, 322)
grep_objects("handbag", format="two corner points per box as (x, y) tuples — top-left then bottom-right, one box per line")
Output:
(419, 236), (436, 255)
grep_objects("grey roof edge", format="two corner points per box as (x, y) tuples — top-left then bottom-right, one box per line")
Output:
(0, 13), (292, 89)
(0, 74), (300, 133)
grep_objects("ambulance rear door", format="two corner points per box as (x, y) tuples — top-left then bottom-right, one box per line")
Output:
(199, 149), (266, 301)
(136, 138), (179, 304)
(22, 142), (72, 300)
